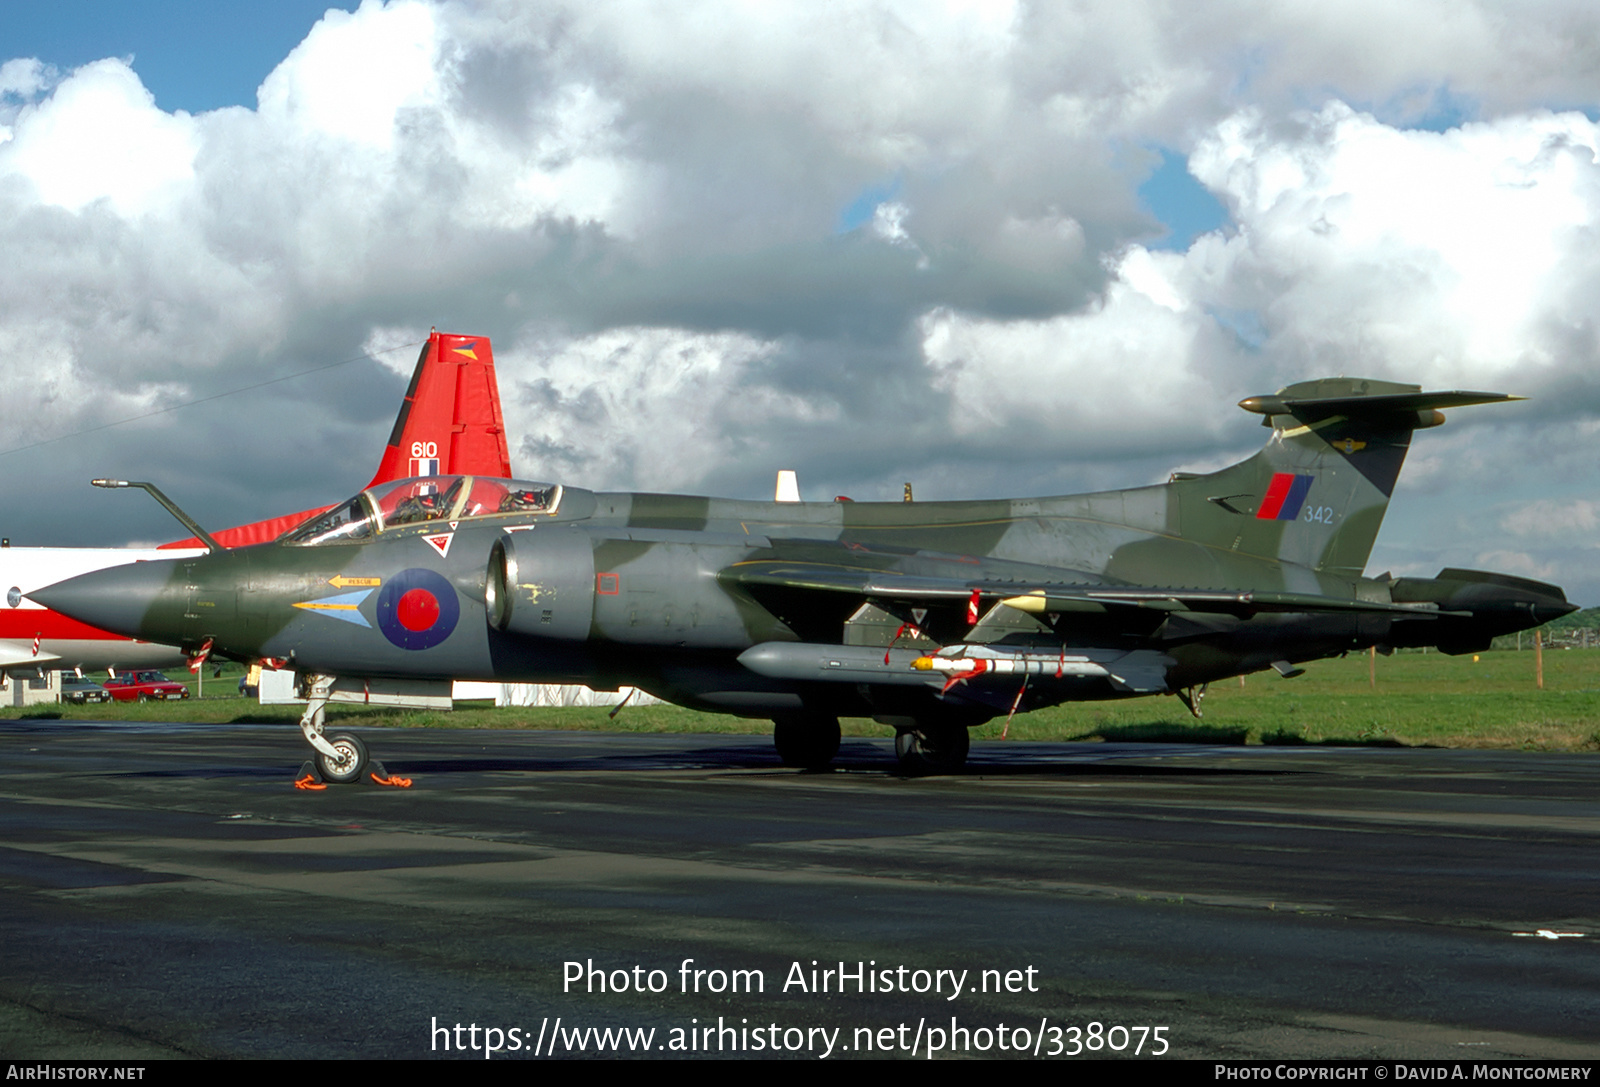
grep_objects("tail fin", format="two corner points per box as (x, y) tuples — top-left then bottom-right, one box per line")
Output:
(363, 330), (512, 488)
(1168, 378), (1517, 579)
(161, 330), (513, 549)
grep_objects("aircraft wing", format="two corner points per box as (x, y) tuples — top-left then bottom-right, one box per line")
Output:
(0, 641), (62, 669)
(721, 557), (1448, 619)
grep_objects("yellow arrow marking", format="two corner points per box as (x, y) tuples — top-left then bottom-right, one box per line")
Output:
(294, 602), (361, 612)
(328, 575), (381, 588)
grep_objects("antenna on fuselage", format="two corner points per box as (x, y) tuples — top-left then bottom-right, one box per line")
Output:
(775, 470), (800, 503)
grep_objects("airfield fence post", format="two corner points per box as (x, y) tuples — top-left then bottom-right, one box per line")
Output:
(1369, 645), (1376, 690)
(1536, 629), (1544, 690)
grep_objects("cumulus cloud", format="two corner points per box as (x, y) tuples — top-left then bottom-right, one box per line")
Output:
(924, 103), (1600, 437)
(2, 59), (197, 216)
(256, 1), (442, 151)
(1, 0), (1599, 600)
(1189, 105), (1600, 390)
(1500, 498), (1600, 539)
(919, 246), (1236, 453)
(1465, 550), (1562, 582)
(500, 325), (795, 491)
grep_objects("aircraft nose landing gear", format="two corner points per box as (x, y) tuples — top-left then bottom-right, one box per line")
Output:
(316, 732), (368, 784)
(294, 673), (411, 788)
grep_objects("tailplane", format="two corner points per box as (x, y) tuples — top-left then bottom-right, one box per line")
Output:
(1167, 378), (1517, 579)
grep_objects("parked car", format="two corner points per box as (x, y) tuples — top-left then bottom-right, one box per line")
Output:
(103, 671), (191, 702)
(60, 672), (111, 704)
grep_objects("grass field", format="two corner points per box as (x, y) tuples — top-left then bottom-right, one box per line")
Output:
(7, 648), (1599, 751)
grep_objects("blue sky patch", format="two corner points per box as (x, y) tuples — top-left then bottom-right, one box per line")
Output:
(4, 1), (358, 113)
(836, 177), (901, 234)
(1207, 306), (1268, 352)
(1137, 148), (1229, 251)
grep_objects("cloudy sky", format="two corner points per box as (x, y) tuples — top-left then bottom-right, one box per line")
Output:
(3, 0), (1599, 602)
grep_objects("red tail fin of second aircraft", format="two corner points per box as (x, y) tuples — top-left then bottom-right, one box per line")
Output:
(363, 331), (511, 489)
(162, 330), (513, 549)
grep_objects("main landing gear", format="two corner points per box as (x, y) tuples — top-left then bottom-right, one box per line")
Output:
(769, 710), (973, 774)
(294, 673), (411, 789)
(893, 722), (970, 775)
(772, 712), (841, 769)
(1175, 683), (1208, 719)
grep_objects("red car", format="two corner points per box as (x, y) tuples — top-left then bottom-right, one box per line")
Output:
(103, 670), (191, 702)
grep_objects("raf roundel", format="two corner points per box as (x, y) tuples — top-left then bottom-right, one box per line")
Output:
(376, 568), (460, 650)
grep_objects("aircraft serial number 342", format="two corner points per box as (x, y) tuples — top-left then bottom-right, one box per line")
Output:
(36, 377), (1574, 780)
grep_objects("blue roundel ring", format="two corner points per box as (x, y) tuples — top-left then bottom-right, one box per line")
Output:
(376, 568), (461, 651)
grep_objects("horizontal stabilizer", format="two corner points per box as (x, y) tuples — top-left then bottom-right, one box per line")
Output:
(1239, 385), (1519, 421)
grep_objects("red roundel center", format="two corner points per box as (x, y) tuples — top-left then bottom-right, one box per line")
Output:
(396, 588), (440, 632)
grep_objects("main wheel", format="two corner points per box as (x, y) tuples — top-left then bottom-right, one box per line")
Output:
(772, 714), (841, 769)
(894, 723), (970, 774)
(316, 732), (369, 785)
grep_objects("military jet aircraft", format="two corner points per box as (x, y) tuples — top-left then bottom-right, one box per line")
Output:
(34, 377), (1576, 779)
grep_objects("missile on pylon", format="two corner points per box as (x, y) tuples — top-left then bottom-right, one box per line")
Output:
(910, 648), (1113, 680)
(910, 644), (1176, 694)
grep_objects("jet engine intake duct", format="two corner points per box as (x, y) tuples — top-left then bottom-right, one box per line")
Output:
(485, 529), (596, 640)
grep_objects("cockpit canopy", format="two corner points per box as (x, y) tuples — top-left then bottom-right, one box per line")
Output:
(283, 476), (564, 546)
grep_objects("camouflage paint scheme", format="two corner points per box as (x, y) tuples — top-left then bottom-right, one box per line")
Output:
(35, 378), (1576, 772)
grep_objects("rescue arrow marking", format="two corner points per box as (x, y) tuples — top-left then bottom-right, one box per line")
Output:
(328, 575), (381, 588)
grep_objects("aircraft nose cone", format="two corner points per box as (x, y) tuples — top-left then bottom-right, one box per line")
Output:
(32, 560), (185, 641)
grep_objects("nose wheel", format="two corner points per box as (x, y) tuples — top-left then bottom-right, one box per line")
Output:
(315, 732), (368, 784)
(294, 673), (411, 788)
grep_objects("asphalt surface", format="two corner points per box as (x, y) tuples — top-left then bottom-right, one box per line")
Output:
(0, 720), (1597, 1060)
